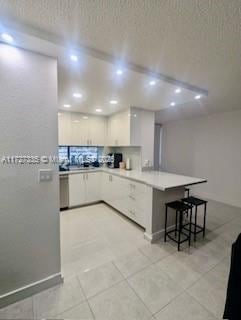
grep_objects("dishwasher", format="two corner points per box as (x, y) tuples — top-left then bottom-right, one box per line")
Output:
(59, 175), (69, 210)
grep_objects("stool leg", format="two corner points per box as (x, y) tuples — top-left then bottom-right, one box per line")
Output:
(175, 211), (178, 237)
(203, 202), (207, 238)
(178, 211), (182, 251)
(189, 208), (192, 247)
(164, 205), (168, 242)
(194, 206), (197, 242)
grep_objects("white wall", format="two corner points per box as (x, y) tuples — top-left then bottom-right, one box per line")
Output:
(0, 44), (61, 304)
(161, 109), (241, 208)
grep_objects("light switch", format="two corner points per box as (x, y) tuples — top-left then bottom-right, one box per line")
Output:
(39, 169), (53, 182)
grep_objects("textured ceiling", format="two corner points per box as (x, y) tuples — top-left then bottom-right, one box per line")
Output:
(0, 0), (241, 122)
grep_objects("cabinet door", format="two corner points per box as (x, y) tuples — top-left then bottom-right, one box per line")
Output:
(101, 172), (110, 202)
(89, 116), (107, 146)
(70, 113), (89, 146)
(111, 175), (129, 215)
(69, 173), (86, 206)
(85, 172), (101, 203)
(58, 112), (71, 145)
(107, 116), (117, 146)
(107, 110), (130, 146)
(116, 110), (130, 146)
(128, 181), (152, 227)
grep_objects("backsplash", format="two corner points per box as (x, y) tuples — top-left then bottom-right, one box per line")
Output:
(108, 146), (141, 171)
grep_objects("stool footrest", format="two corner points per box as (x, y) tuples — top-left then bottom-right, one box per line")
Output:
(166, 229), (190, 244)
(182, 222), (204, 234)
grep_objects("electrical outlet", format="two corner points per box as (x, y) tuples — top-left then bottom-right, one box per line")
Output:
(39, 169), (53, 182)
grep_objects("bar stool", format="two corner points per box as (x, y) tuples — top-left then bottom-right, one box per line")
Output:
(165, 201), (193, 251)
(185, 187), (190, 197)
(182, 196), (208, 241)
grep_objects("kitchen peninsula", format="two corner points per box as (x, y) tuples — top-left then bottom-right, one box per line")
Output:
(60, 168), (206, 242)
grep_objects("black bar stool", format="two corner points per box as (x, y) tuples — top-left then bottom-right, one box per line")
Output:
(165, 201), (193, 251)
(185, 187), (190, 197)
(182, 196), (208, 241)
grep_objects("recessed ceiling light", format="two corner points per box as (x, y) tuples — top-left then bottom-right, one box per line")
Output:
(73, 93), (82, 98)
(70, 54), (78, 62)
(1, 33), (14, 43)
(83, 116), (88, 120)
(116, 69), (123, 75)
(149, 80), (156, 86)
(110, 100), (118, 104)
(63, 104), (71, 108)
(175, 88), (181, 93)
(195, 94), (201, 100)
(95, 108), (102, 113)
(170, 102), (176, 106)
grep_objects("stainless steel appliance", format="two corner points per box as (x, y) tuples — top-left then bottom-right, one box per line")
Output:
(59, 175), (69, 210)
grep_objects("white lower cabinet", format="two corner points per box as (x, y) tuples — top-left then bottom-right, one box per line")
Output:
(101, 173), (152, 228)
(69, 171), (152, 228)
(69, 172), (101, 207)
(85, 172), (101, 203)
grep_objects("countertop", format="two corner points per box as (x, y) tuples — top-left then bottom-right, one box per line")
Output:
(59, 168), (207, 191)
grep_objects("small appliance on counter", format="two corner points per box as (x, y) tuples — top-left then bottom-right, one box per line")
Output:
(107, 153), (123, 168)
(125, 158), (132, 170)
(119, 161), (125, 169)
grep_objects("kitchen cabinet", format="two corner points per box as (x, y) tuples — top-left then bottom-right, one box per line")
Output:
(85, 171), (101, 203)
(107, 109), (130, 146)
(58, 111), (107, 146)
(101, 172), (152, 227)
(58, 112), (71, 145)
(107, 108), (155, 168)
(69, 172), (101, 206)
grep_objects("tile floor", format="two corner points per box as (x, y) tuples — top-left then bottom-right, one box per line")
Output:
(0, 200), (241, 319)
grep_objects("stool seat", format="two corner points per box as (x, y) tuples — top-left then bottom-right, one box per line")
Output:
(182, 196), (208, 241)
(166, 200), (192, 211)
(165, 200), (193, 251)
(182, 196), (207, 206)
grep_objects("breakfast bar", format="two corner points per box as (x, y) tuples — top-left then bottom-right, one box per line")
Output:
(59, 168), (207, 242)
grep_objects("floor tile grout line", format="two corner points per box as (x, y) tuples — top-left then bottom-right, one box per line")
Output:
(76, 275), (96, 319)
(126, 261), (189, 316)
(181, 253), (230, 293)
(138, 244), (175, 264)
(85, 278), (126, 301)
(185, 291), (219, 319)
(123, 276), (156, 316)
(113, 255), (156, 280)
(151, 289), (188, 318)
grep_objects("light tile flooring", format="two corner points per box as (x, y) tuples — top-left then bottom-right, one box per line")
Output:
(1, 200), (241, 319)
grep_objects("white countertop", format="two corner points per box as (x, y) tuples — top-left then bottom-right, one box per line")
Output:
(59, 168), (207, 191)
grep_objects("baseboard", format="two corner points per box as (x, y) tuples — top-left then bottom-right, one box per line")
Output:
(0, 273), (63, 309)
(144, 224), (175, 243)
(192, 191), (241, 209)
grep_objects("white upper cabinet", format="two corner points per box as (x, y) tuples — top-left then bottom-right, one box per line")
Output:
(58, 112), (71, 145)
(107, 108), (155, 168)
(107, 109), (131, 146)
(58, 112), (107, 146)
(89, 116), (107, 146)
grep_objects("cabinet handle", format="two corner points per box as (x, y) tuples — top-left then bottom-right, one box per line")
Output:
(129, 195), (135, 200)
(83, 174), (85, 180)
(86, 173), (88, 180)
